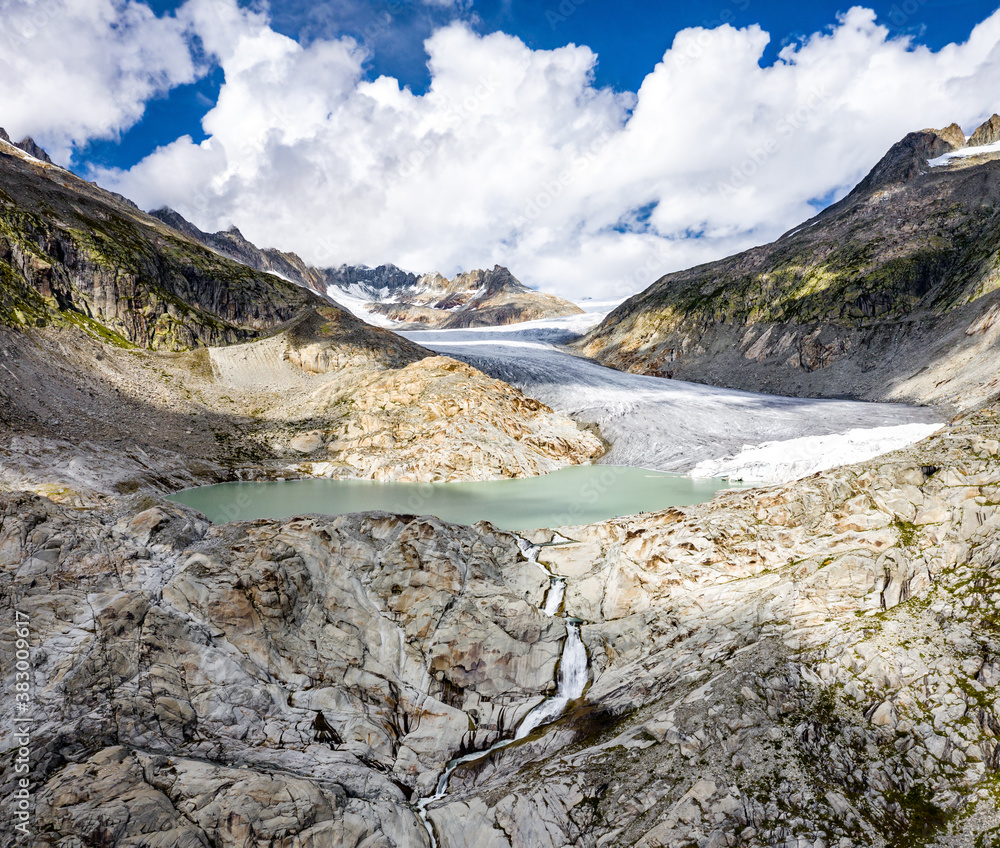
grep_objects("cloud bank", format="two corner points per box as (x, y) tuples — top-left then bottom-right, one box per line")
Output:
(0, 0), (199, 162)
(5, 0), (1000, 300)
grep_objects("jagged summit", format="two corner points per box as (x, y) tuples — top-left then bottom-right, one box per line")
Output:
(150, 207), (582, 328)
(927, 121), (966, 150)
(361, 264), (582, 328)
(969, 112), (1000, 146)
(0, 126), (55, 164)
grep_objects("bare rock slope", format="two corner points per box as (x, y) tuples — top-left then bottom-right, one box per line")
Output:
(2, 405), (1000, 847)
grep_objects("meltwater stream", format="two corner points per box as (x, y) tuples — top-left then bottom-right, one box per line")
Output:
(415, 539), (589, 847)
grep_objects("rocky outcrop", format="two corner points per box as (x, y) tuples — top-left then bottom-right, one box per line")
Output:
(2, 403), (1000, 846)
(0, 128), (54, 164)
(931, 121), (967, 150)
(576, 124), (1000, 407)
(298, 354), (604, 481)
(12, 136), (53, 165)
(968, 113), (1000, 147)
(0, 495), (564, 844)
(325, 262), (420, 293)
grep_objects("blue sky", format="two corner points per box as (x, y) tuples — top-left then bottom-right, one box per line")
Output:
(4, 0), (1000, 298)
(72, 0), (1000, 172)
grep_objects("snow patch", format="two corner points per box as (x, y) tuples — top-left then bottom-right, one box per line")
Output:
(928, 139), (1000, 167)
(688, 423), (944, 484)
(325, 285), (398, 327)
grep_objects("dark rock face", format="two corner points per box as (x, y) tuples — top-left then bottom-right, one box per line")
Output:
(14, 135), (54, 164)
(324, 262), (420, 293)
(0, 151), (327, 350)
(1, 128), (55, 164)
(149, 207), (334, 296)
(149, 207), (421, 303)
(969, 113), (1000, 147)
(848, 128), (958, 196)
(576, 124), (1000, 405)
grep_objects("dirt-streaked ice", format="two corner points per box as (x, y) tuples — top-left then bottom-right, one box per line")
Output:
(689, 422), (943, 483)
(402, 323), (943, 482)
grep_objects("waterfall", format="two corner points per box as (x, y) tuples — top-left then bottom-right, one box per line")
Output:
(514, 622), (587, 740)
(517, 536), (567, 617)
(543, 577), (566, 616)
(413, 536), (589, 844)
(415, 799), (439, 848)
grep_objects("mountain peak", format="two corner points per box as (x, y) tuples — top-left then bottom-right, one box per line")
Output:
(842, 126), (960, 201)
(15, 136), (53, 164)
(0, 128), (54, 164)
(930, 122), (967, 150)
(969, 113), (1000, 147)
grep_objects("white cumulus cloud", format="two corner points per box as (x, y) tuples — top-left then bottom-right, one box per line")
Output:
(39, 3), (1000, 299)
(0, 0), (200, 161)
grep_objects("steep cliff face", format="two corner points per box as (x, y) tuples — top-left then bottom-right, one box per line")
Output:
(0, 136), (328, 351)
(576, 118), (1000, 408)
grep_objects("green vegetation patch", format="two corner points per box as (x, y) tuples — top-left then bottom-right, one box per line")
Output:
(882, 785), (955, 848)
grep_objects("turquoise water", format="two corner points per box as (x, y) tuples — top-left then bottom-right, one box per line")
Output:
(167, 465), (737, 531)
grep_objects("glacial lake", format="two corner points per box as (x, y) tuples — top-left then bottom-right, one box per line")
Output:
(167, 465), (739, 530)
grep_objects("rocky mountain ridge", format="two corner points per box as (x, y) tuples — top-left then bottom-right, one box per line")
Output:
(0, 130), (325, 351)
(576, 115), (1000, 409)
(0, 128), (53, 165)
(364, 265), (584, 329)
(0, 131), (603, 489)
(149, 206), (582, 329)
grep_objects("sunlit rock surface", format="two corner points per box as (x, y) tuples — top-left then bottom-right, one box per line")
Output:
(3, 409), (1000, 846)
